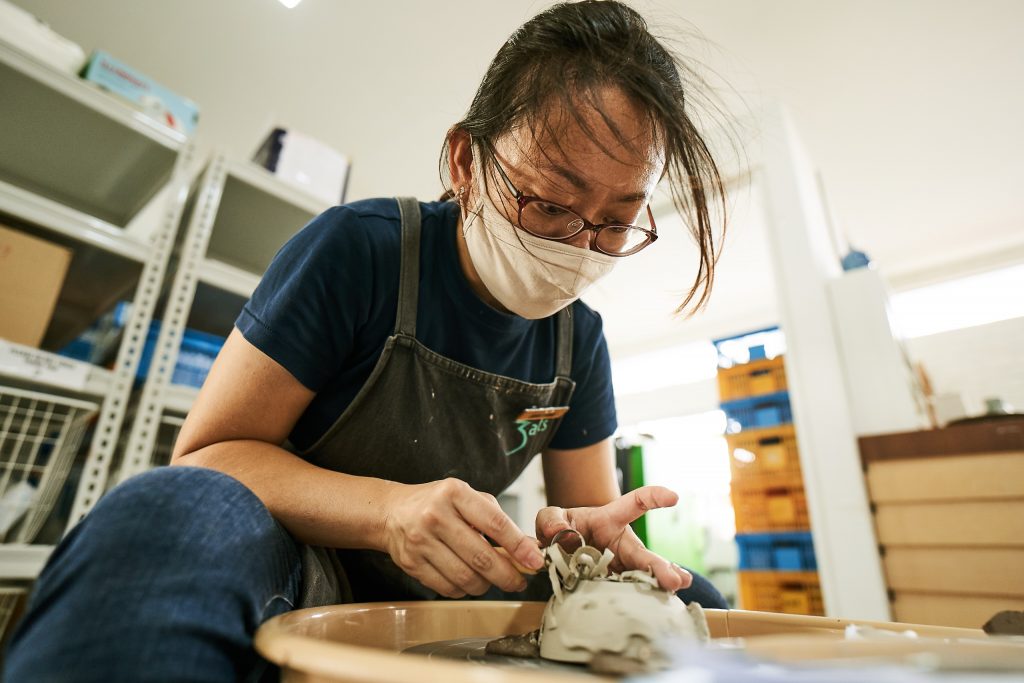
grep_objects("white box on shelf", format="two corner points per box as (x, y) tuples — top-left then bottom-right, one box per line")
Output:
(254, 128), (349, 207)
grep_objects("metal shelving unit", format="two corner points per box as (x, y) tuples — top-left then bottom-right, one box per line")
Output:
(113, 153), (330, 484)
(0, 36), (195, 579)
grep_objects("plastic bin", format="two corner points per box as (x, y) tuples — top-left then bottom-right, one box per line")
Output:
(138, 326), (225, 388)
(721, 392), (793, 433)
(717, 356), (788, 402)
(736, 532), (817, 571)
(0, 385), (98, 543)
(737, 570), (824, 615)
(732, 482), (810, 533)
(712, 326), (786, 369)
(728, 424), (802, 487)
(58, 301), (131, 364)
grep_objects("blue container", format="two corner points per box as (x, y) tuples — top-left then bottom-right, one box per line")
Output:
(721, 391), (793, 432)
(712, 326), (785, 368)
(138, 325), (225, 388)
(737, 532), (816, 571)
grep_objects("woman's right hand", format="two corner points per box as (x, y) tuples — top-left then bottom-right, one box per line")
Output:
(381, 478), (545, 598)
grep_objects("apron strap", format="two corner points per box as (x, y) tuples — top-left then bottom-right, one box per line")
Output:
(395, 197), (422, 337)
(555, 306), (573, 379)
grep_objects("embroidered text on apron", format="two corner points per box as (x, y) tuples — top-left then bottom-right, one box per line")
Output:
(296, 197), (576, 606)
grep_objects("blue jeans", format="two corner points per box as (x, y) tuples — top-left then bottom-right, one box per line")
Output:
(4, 467), (727, 682)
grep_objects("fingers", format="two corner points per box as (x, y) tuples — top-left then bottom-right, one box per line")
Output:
(615, 534), (693, 592)
(602, 486), (679, 527)
(451, 482), (544, 571)
(535, 506), (573, 545)
(411, 558), (466, 599)
(437, 525), (528, 593)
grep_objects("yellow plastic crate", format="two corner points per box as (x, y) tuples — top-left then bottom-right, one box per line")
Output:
(727, 424), (802, 487)
(737, 570), (824, 615)
(717, 356), (788, 402)
(731, 482), (810, 533)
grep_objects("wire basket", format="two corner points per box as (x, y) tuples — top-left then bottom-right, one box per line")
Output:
(0, 385), (98, 544)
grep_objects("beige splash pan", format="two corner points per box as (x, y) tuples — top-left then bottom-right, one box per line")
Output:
(255, 601), (1015, 683)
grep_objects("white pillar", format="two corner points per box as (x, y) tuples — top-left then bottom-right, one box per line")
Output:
(755, 104), (891, 620)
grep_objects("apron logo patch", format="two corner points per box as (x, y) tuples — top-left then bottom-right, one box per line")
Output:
(504, 406), (570, 456)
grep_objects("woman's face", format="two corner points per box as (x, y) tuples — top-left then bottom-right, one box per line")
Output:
(481, 86), (666, 252)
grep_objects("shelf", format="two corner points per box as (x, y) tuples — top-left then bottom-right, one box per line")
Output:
(0, 38), (186, 226)
(0, 544), (53, 580)
(0, 338), (113, 396)
(204, 160), (328, 277)
(0, 179), (150, 263)
(198, 258), (261, 299)
(164, 383), (198, 415)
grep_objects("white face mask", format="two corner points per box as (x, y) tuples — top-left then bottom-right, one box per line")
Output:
(461, 155), (618, 320)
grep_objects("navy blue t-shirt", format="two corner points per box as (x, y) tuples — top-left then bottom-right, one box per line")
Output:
(236, 198), (617, 452)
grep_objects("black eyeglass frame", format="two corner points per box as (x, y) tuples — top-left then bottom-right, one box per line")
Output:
(486, 151), (659, 257)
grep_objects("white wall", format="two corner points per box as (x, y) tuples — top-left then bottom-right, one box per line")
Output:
(907, 316), (1024, 418)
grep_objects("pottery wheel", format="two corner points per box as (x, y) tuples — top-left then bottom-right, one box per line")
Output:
(402, 638), (588, 674)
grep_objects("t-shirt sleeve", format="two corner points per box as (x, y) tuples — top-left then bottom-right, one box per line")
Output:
(235, 207), (371, 391)
(547, 307), (618, 450)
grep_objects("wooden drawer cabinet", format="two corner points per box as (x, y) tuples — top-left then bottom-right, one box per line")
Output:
(860, 418), (1024, 628)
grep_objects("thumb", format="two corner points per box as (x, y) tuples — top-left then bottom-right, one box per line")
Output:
(535, 506), (573, 545)
(603, 486), (679, 527)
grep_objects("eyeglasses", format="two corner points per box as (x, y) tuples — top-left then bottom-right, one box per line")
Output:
(487, 152), (658, 257)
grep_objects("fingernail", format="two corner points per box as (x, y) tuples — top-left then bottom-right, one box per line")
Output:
(526, 550), (545, 570)
(515, 579), (528, 592)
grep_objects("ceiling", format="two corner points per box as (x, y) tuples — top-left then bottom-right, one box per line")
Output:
(16, 0), (1024, 355)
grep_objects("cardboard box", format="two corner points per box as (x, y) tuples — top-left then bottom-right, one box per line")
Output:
(0, 225), (72, 347)
(81, 50), (199, 135)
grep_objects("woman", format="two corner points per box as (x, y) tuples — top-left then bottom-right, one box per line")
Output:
(5, 1), (727, 680)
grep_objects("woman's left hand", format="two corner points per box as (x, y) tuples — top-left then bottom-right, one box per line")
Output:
(535, 485), (692, 592)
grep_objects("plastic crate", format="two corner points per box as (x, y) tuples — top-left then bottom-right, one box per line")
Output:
(717, 356), (788, 402)
(721, 391), (792, 433)
(728, 424), (802, 487)
(737, 570), (824, 615)
(712, 326), (785, 369)
(58, 301), (131, 364)
(731, 482), (810, 533)
(138, 325), (225, 388)
(0, 386), (97, 543)
(736, 532), (816, 571)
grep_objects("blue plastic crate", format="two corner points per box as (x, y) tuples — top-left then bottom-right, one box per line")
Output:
(138, 325), (225, 388)
(736, 532), (816, 571)
(58, 302), (132, 363)
(712, 326), (786, 368)
(721, 391), (792, 432)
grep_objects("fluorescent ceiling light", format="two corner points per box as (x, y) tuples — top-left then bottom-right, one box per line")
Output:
(278, 0), (303, 8)
(890, 263), (1024, 338)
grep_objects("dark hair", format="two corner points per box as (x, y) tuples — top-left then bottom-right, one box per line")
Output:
(440, 0), (729, 315)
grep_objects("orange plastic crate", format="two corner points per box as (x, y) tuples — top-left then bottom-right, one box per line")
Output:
(727, 424), (802, 487)
(737, 570), (824, 615)
(717, 356), (788, 402)
(731, 482), (810, 533)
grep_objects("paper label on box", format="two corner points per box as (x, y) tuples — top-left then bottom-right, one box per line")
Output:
(0, 341), (90, 391)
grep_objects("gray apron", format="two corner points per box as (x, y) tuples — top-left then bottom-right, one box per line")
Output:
(295, 197), (576, 606)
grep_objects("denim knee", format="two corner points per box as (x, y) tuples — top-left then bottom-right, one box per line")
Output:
(5, 466), (302, 683)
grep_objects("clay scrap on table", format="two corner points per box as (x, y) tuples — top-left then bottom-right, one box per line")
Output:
(486, 535), (709, 674)
(983, 611), (1024, 636)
